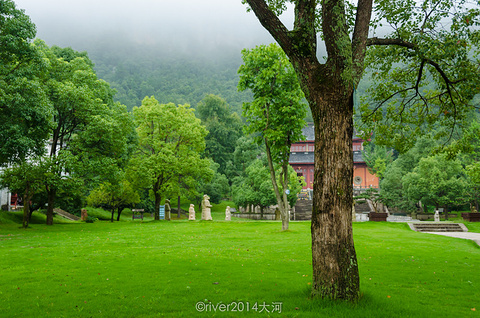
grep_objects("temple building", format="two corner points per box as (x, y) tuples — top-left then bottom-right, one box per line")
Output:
(289, 123), (379, 192)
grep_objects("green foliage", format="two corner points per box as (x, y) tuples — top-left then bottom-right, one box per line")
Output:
(359, 0), (480, 152)
(232, 158), (277, 210)
(362, 142), (394, 180)
(354, 188), (383, 213)
(130, 97), (212, 217)
(0, 1), (53, 165)
(195, 161), (230, 204)
(85, 216), (98, 223)
(232, 156), (304, 211)
(87, 179), (140, 221)
(402, 154), (468, 210)
(2, 40), (135, 223)
(381, 136), (437, 210)
(196, 94), (243, 176)
(238, 43), (306, 164)
(91, 48), (251, 113)
(238, 43), (306, 229)
(225, 136), (261, 181)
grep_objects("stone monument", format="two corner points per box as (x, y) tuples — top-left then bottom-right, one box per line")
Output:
(201, 195), (212, 221)
(225, 206), (231, 221)
(165, 199), (171, 221)
(81, 208), (88, 221)
(188, 204), (196, 220)
(434, 210), (440, 222)
(274, 207), (281, 220)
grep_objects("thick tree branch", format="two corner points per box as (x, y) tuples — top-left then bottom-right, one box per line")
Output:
(245, 0), (292, 51)
(292, 0), (317, 57)
(352, 0), (373, 85)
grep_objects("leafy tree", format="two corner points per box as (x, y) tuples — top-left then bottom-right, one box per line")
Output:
(242, 0), (480, 300)
(34, 41), (131, 225)
(224, 136), (261, 181)
(196, 94), (243, 176)
(381, 136), (437, 211)
(196, 161), (230, 204)
(232, 158), (277, 214)
(130, 96), (212, 220)
(402, 154), (468, 219)
(442, 120), (480, 211)
(87, 179), (140, 222)
(0, 159), (44, 228)
(0, 1), (53, 165)
(238, 43), (307, 231)
(232, 156), (304, 216)
(362, 143), (393, 180)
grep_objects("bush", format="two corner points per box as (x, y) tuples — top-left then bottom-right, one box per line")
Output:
(85, 216), (98, 223)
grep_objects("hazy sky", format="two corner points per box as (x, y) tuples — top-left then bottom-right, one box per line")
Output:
(14, 0), (291, 56)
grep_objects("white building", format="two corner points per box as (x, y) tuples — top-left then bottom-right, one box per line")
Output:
(0, 187), (11, 211)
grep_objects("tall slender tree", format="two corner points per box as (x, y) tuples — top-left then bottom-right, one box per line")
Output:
(238, 43), (307, 230)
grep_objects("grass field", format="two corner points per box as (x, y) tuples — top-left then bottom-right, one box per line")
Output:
(0, 211), (479, 317)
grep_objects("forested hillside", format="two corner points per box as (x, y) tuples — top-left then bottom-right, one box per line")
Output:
(89, 44), (252, 112)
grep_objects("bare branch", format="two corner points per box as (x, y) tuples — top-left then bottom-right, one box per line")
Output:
(366, 37), (416, 49)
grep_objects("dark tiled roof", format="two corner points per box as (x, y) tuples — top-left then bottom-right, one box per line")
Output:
(300, 123), (363, 141)
(353, 151), (364, 163)
(301, 123), (315, 141)
(289, 151), (364, 164)
(289, 152), (314, 164)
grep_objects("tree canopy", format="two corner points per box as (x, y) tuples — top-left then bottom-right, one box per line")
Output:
(130, 97), (212, 220)
(0, 0), (53, 165)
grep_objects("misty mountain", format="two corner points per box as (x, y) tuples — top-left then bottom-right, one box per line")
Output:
(88, 41), (251, 112)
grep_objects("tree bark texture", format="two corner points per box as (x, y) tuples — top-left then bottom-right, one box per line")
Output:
(154, 179), (161, 220)
(22, 191), (30, 229)
(46, 188), (56, 226)
(310, 78), (360, 300)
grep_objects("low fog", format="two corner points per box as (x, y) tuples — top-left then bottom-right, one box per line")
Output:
(14, 0), (291, 58)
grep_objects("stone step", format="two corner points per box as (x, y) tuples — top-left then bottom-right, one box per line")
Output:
(409, 223), (467, 233)
(355, 202), (371, 213)
(293, 211), (312, 221)
(54, 208), (80, 221)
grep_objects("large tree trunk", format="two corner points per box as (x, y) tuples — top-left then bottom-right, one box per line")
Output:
(154, 192), (161, 220)
(22, 190), (31, 229)
(177, 196), (181, 219)
(46, 188), (56, 226)
(309, 76), (360, 300)
(154, 180), (161, 220)
(117, 207), (122, 221)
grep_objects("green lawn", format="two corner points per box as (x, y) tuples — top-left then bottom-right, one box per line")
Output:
(0, 217), (479, 317)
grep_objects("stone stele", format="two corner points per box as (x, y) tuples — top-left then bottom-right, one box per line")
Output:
(201, 194), (213, 221)
(165, 199), (171, 221)
(225, 206), (231, 221)
(188, 204), (196, 221)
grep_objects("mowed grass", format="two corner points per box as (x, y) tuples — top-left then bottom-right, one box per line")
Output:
(0, 218), (479, 317)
